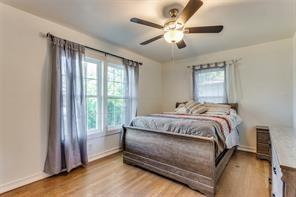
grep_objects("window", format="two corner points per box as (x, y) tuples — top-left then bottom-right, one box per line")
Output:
(193, 67), (227, 103)
(84, 53), (134, 136)
(107, 63), (127, 130)
(85, 57), (103, 134)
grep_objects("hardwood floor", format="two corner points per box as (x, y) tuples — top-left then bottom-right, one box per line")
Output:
(1, 151), (270, 197)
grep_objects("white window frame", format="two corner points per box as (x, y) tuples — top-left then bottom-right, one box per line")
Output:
(84, 50), (126, 139)
(106, 62), (128, 132)
(84, 51), (105, 138)
(194, 67), (227, 103)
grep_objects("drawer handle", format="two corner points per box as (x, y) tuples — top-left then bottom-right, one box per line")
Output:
(273, 167), (277, 175)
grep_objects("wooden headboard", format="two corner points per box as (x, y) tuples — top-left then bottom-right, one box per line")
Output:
(175, 102), (238, 112)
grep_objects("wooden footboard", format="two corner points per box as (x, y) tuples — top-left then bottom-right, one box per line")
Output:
(122, 126), (235, 196)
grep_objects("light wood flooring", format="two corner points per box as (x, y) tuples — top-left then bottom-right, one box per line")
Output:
(1, 151), (270, 197)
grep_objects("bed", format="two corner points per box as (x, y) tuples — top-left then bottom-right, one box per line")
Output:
(122, 103), (240, 197)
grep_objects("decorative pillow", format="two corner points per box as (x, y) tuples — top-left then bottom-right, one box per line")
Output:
(175, 101), (188, 108)
(184, 100), (202, 113)
(191, 106), (208, 114)
(184, 100), (196, 109)
(175, 107), (188, 114)
(174, 104), (188, 114)
(188, 103), (203, 113)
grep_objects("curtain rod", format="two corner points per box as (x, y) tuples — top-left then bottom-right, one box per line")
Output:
(187, 58), (242, 69)
(41, 33), (143, 66)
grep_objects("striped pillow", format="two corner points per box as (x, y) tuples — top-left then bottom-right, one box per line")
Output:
(184, 100), (196, 109)
(184, 101), (202, 113)
(191, 106), (208, 114)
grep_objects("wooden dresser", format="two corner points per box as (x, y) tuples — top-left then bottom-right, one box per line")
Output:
(270, 127), (296, 197)
(256, 126), (271, 161)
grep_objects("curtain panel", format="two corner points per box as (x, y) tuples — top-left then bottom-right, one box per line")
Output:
(122, 59), (139, 122)
(44, 35), (88, 175)
(225, 61), (240, 103)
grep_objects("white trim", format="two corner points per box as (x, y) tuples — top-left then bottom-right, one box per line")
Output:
(88, 147), (122, 162)
(87, 129), (121, 139)
(0, 173), (50, 194)
(238, 145), (256, 153)
(0, 147), (122, 194)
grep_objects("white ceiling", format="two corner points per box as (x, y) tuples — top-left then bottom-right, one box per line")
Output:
(1, 0), (296, 62)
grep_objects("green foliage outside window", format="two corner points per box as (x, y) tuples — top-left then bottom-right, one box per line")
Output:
(87, 98), (97, 130)
(107, 65), (126, 129)
(85, 60), (127, 132)
(107, 99), (125, 128)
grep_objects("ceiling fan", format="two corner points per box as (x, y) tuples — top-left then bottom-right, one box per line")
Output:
(130, 0), (223, 49)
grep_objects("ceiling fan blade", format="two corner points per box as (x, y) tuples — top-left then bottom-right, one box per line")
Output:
(140, 35), (163, 45)
(176, 40), (186, 49)
(185, 25), (224, 33)
(130, 18), (163, 29)
(177, 0), (203, 25)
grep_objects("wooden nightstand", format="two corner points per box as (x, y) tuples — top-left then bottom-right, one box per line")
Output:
(256, 125), (271, 161)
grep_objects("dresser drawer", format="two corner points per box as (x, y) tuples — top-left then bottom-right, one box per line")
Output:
(257, 132), (270, 144)
(257, 143), (270, 155)
(256, 126), (271, 161)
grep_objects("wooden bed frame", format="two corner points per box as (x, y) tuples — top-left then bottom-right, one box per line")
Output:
(122, 103), (238, 197)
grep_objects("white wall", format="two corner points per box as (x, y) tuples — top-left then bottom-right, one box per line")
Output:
(0, 3), (162, 193)
(293, 33), (296, 128)
(162, 39), (293, 152)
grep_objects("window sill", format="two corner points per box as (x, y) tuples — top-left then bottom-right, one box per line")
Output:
(87, 129), (122, 139)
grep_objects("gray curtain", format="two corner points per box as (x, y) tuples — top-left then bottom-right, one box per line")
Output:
(123, 59), (139, 122)
(120, 59), (139, 148)
(44, 34), (88, 175)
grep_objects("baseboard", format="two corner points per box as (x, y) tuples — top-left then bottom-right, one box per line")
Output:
(238, 145), (256, 153)
(0, 147), (122, 194)
(88, 147), (122, 162)
(0, 172), (50, 194)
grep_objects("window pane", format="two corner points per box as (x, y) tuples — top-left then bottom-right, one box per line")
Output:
(107, 98), (126, 129)
(84, 56), (103, 134)
(107, 64), (126, 97)
(86, 62), (97, 79)
(195, 68), (226, 103)
(108, 66), (115, 81)
(86, 79), (97, 96)
(87, 97), (98, 130)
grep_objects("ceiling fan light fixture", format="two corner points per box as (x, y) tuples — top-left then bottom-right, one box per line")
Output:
(130, 0), (223, 49)
(164, 29), (184, 43)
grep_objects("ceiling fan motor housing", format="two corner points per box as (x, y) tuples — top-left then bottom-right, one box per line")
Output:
(169, 8), (179, 18)
(164, 8), (184, 31)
